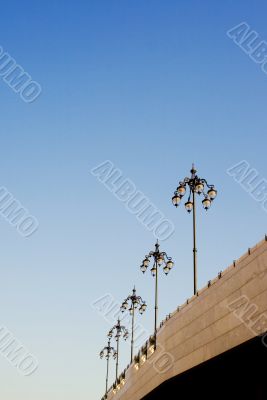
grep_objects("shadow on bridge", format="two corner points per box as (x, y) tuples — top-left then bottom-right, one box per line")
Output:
(142, 335), (267, 400)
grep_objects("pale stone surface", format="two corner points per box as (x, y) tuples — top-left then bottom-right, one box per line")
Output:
(107, 238), (267, 400)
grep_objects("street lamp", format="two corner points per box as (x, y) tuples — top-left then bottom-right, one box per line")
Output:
(172, 163), (217, 295)
(99, 339), (117, 398)
(120, 286), (147, 363)
(140, 240), (174, 346)
(108, 319), (129, 381)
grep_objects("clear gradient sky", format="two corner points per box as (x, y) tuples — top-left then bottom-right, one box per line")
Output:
(0, 1), (267, 399)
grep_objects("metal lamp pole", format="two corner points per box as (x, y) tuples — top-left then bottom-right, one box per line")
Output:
(99, 339), (117, 397)
(121, 287), (147, 363)
(140, 240), (174, 346)
(154, 251), (158, 337)
(131, 305), (134, 362)
(172, 163), (217, 295)
(192, 187), (197, 294)
(108, 319), (128, 381)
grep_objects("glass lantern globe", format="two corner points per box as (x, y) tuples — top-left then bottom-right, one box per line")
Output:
(172, 194), (181, 207)
(177, 185), (186, 196)
(166, 260), (174, 270)
(196, 182), (204, 194)
(207, 187), (217, 200)
(123, 301), (129, 309)
(141, 303), (147, 312)
(143, 258), (150, 267)
(185, 201), (193, 213)
(140, 264), (147, 273)
(163, 265), (170, 275)
(202, 197), (211, 210)
(157, 254), (164, 265)
(151, 265), (156, 277)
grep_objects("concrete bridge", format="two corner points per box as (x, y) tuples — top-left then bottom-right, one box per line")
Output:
(107, 237), (267, 399)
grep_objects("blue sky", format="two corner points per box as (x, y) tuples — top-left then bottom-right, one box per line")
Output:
(0, 1), (267, 399)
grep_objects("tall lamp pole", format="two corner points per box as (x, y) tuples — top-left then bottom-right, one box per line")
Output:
(140, 241), (174, 346)
(108, 319), (128, 381)
(99, 339), (117, 398)
(172, 163), (217, 295)
(121, 287), (147, 363)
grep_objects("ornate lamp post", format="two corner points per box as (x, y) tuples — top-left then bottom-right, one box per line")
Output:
(140, 240), (174, 346)
(172, 163), (217, 295)
(99, 339), (117, 398)
(108, 319), (129, 381)
(121, 286), (147, 363)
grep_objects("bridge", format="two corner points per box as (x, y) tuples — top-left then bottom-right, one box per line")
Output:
(106, 236), (267, 399)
